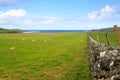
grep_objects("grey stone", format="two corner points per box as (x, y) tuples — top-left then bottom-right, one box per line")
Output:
(88, 37), (120, 80)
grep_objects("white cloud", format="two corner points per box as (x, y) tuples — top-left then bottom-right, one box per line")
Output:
(0, 9), (58, 29)
(75, 5), (120, 29)
(6, 9), (26, 17)
(99, 5), (116, 19)
(85, 5), (116, 21)
(0, 9), (27, 28)
(23, 17), (56, 25)
(0, 5), (120, 30)
(87, 11), (98, 20)
(41, 19), (55, 24)
(0, 9), (26, 18)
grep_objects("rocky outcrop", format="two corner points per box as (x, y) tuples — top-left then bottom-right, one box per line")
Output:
(88, 37), (120, 80)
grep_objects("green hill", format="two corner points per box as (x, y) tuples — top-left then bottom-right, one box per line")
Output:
(91, 27), (120, 32)
(0, 28), (23, 33)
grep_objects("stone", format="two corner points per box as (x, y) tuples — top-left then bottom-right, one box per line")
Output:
(88, 37), (120, 80)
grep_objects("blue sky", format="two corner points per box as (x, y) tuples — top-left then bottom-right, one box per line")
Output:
(0, 0), (120, 30)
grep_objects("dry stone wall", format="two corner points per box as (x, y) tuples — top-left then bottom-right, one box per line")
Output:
(88, 37), (120, 80)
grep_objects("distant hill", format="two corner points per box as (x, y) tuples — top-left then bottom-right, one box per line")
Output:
(0, 28), (23, 33)
(91, 27), (120, 32)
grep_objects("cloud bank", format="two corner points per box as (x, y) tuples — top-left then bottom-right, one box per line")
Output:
(0, 5), (119, 30)
(79, 5), (119, 29)
(85, 5), (116, 21)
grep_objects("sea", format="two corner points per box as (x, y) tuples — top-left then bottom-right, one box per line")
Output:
(23, 30), (90, 33)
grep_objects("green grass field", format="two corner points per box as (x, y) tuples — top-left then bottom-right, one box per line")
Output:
(89, 32), (118, 46)
(0, 33), (90, 80)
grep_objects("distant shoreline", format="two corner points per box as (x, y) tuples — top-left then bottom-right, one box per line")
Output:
(23, 30), (91, 33)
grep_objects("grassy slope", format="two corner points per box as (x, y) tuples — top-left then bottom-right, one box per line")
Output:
(0, 28), (23, 33)
(89, 32), (118, 46)
(0, 33), (90, 80)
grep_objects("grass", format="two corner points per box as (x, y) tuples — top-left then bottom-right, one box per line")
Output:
(89, 32), (118, 46)
(0, 33), (90, 80)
